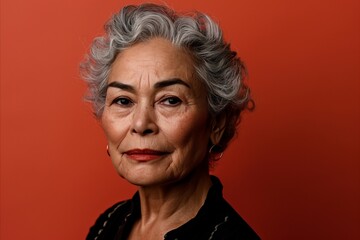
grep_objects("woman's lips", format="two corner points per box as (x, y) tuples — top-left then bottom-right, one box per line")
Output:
(124, 149), (169, 161)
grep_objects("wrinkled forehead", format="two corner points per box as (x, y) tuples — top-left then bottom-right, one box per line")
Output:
(108, 38), (204, 91)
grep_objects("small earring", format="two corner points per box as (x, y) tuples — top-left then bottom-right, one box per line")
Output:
(106, 145), (110, 156)
(209, 145), (223, 161)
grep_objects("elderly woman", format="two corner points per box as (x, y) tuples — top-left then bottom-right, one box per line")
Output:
(81, 3), (259, 240)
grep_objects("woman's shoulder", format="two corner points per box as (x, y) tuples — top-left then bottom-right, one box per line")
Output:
(201, 176), (260, 239)
(221, 206), (260, 239)
(208, 198), (260, 240)
(86, 200), (132, 240)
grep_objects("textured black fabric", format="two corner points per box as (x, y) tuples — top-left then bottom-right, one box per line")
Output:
(86, 176), (260, 240)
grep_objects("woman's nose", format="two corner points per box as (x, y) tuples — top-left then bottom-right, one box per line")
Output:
(131, 104), (159, 135)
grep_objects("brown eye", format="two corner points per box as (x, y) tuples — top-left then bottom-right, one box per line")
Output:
(112, 97), (133, 107)
(162, 97), (182, 106)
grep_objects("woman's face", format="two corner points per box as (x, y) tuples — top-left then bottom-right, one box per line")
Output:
(101, 38), (212, 187)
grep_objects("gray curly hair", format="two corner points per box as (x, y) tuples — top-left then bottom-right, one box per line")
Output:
(80, 3), (253, 154)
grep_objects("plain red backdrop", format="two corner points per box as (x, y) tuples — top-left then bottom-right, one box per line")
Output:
(1, 0), (359, 239)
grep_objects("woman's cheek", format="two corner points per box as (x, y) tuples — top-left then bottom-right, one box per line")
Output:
(166, 111), (208, 143)
(102, 111), (126, 143)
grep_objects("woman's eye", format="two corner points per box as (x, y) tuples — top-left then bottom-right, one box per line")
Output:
(112, 97), (133, 107)
(161, 97), (182, 106)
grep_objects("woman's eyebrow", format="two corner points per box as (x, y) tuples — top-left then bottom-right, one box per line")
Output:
(154, 78), (191, 89)
(107, 78), (191, 92)
(107, 81), (135, 93)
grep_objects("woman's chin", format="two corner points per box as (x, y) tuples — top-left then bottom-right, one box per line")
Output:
(118, 169), (171, 187)
(123, 175), (169, 188)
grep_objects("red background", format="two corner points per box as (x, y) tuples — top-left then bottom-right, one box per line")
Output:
(1, 0), (359, 239)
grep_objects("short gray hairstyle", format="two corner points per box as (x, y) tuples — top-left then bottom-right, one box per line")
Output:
(80, 3), (253, 154)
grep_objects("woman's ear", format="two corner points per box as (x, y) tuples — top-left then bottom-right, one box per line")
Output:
(210, 114), (226, 145)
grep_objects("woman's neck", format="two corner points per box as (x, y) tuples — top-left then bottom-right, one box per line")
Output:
(134, 167), (212, 237)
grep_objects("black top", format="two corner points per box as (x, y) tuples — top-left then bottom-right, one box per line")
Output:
(86, 176), (260, 240)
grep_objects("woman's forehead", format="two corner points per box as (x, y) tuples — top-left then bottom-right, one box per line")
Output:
(115, 38), (192, 67)
(108, 38), (199, 87)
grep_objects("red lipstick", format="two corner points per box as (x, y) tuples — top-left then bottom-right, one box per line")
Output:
(124, 149), (168, 161)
